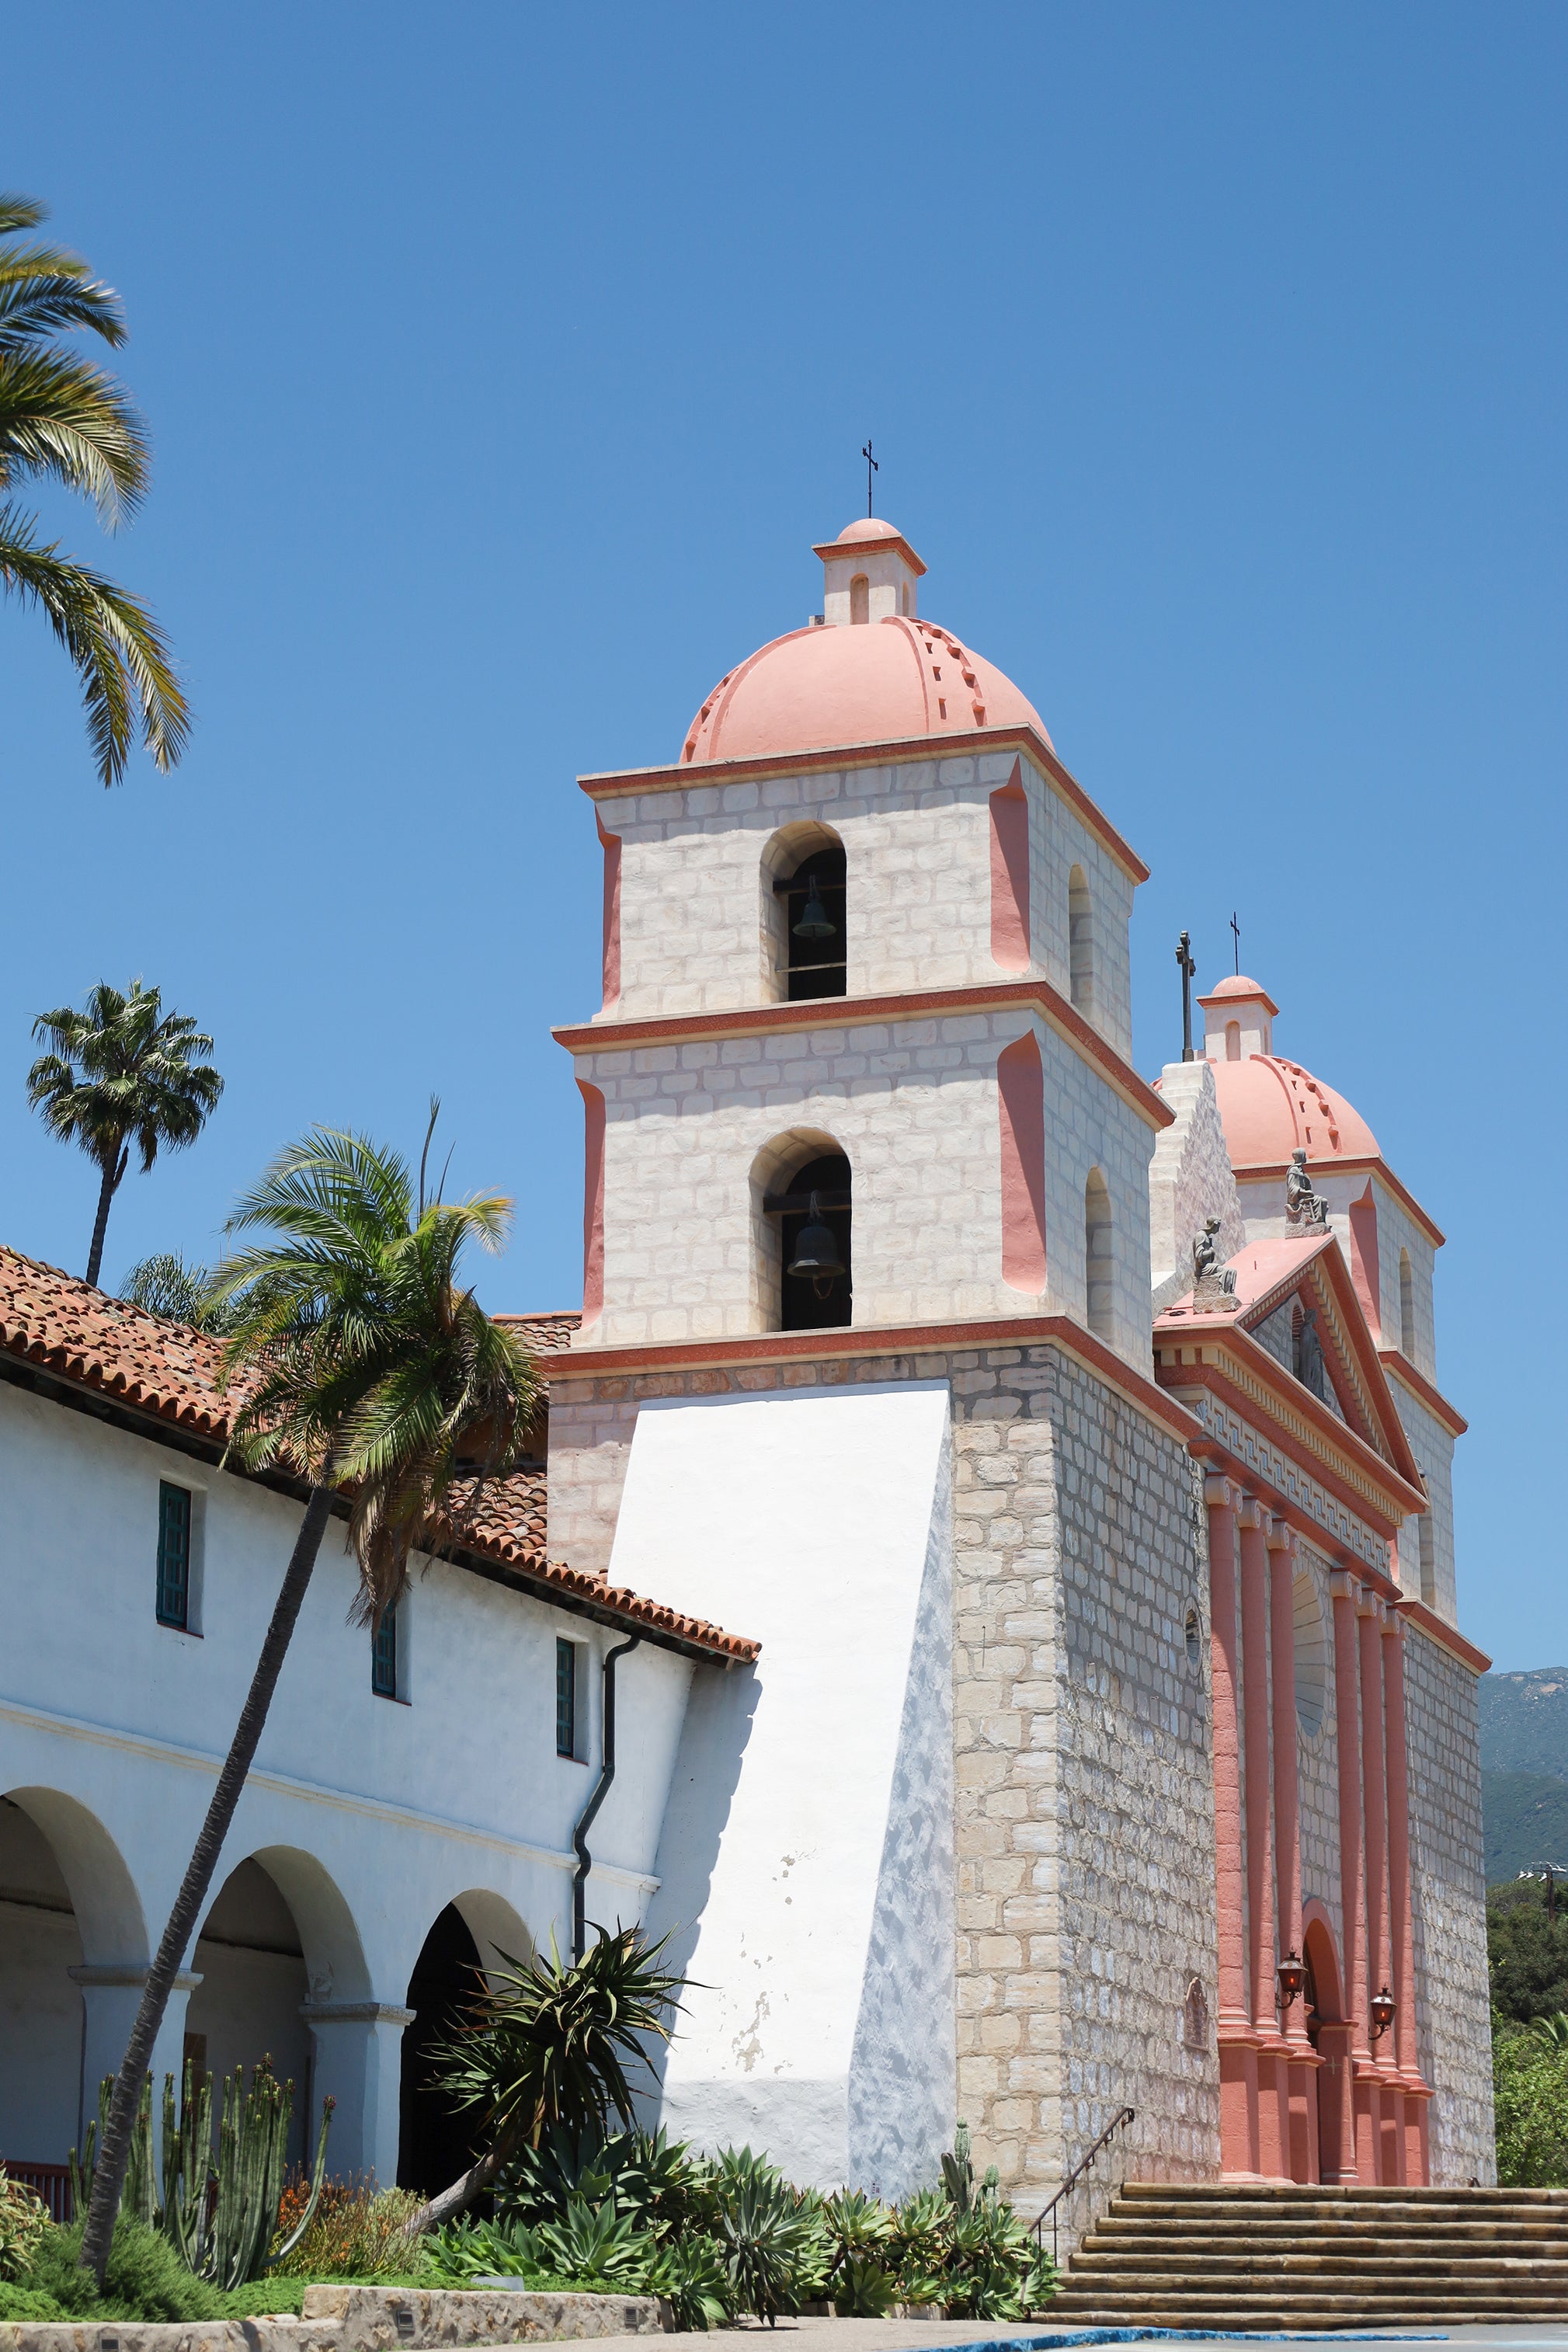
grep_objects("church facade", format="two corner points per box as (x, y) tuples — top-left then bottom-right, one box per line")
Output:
(0, 515), (1491, 2215)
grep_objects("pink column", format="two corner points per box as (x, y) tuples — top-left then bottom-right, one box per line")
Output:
(1206, 1474), (1260, 2177)
(1269, 1519), (1317, 2181)
(1238, 1499), (1284, 2178)
(1359, 1592), (1396, 2182)
(1382, 1611), (1429, 2183)
(1330, 1569), (1373, 2182)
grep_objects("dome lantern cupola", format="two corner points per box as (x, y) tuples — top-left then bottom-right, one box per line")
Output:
(810, 516), (927, 626)
(1200, 972), (1278, 1062)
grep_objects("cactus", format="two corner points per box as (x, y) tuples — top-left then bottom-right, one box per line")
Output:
(73, 2061), (332, 2287)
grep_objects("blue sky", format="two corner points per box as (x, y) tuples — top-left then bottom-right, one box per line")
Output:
(4, 5), (1563, 1669)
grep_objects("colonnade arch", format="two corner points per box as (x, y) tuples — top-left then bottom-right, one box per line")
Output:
(397, 1891), (535, 2200)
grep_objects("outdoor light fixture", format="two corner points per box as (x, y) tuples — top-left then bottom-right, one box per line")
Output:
(1369, 1985), (1396, 2041)
(787, 1192), (844, 1299)
(1275, 1949), (1308, 2010)
(792, 882), (836, 942)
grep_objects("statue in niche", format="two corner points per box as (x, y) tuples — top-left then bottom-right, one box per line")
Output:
(1295, 1304), (1327, 1400)
(1286, 1148), (1329, 1233)
(1191, 1216), (1239, 1308)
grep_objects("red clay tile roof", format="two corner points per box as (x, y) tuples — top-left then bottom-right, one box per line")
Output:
(499, 1310), (581, 1355)
(0, 1247), (755, 1665)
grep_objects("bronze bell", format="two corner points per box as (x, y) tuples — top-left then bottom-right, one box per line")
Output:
(787, 1193), (843, 1296)
(792, 882), (836, 942)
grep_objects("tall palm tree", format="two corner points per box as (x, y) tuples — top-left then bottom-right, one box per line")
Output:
(27, 979), (224, 1286)
(79, 1118), (537, 2282)
(1, 193), (189, 785)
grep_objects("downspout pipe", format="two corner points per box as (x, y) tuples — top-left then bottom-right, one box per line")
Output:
(571, 1634), (641, 1961)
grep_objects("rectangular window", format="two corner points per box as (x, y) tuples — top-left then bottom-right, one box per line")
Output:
(156, 1482), (192, 1629)
(556, 1637), (577, 1758)
(372, 1602), (398, 1699)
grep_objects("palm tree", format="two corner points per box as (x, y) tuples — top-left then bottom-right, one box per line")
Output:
(1, 194), (188, 785)
(120, 1249), (237, 1332)
(27, 979), (224, 1287)
(78, 1116), (537, 2282)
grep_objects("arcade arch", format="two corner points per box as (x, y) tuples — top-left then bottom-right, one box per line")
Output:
(398, 1893), (533, 2200)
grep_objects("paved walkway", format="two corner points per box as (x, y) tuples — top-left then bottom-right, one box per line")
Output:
(568, 2323), (1568, 2352)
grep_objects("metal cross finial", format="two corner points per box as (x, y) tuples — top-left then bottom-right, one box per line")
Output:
(1176, 931), (1198, 1062)
(862, 438), (878, 517)
(1229, 911), (1241, 976)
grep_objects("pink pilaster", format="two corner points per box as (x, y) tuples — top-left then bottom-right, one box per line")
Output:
(1382, 1610), (1431, 2183)
(1358, 1592), (1395, 2182)
(1269, 1518), (1316, 2181)
(1239, 1498), (1284, 2179)
(1207, 1473), (1260, 2177)
(1330, 1570), (1373, 2183)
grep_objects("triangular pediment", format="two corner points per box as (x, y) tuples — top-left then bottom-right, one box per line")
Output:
(1226, 1235), (1420, 1482)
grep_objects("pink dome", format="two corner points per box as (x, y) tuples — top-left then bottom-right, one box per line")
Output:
(835, 516), (909, 545)
(681, 615), (1050, 767)
(1211, 1053), (1380, 1171)
(1205, 972), (1278, 1010)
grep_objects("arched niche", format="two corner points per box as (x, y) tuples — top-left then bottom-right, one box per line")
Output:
(760, 821), (846, 1004)
(750, 1128), (853, 1334)
(1068, 865), (1096, 1017)
(1084, 1168), (1113, 1342)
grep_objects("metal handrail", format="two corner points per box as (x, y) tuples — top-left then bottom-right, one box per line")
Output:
(1033, 2104), (1135, 2266)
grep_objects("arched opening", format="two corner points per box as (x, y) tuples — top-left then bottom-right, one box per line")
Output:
(185, 1858), (311, 2169)
(899, 581), (909, 615)
(1417, 1512), (1436, 1607)
(1399, 1249), (1415, 1358)
(398, 1904), (485, 2198)
(849, 572), (870, 625)
(1226, 1021), (1241, 1062)
(1084, 1168), (1113, 1341)
(753, 1133), (853, 1333)
(1302, 1910), (1347, 2184)
(1, 1789), (147, 2179)
(1068, 866), (1095, 1015)
(762, 823), (846, 1004)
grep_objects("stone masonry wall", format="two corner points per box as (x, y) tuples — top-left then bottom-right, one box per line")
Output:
(948, 1346), (1219, 2211)
(593, 748), (1136, 1059)
(1403, 1624), (1494, 2183)
(574, 1010), (1156, 1365)
(547, 1334), (1220, 2229)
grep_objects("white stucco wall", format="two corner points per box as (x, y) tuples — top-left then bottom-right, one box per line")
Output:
(0, 1382), (700, 2180)
(617, 1382), (955, 2199)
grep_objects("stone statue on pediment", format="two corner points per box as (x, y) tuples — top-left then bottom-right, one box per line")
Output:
(1286, 1148), (1329, 1234)
(1191, 1215), (1239, 1310)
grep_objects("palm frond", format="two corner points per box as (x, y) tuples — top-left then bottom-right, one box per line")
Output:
(0, 349), (148, 520)
(0, 506), (189, 782)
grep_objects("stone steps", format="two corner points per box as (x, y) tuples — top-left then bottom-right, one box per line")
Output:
(1052, 2182), (1568, 2329)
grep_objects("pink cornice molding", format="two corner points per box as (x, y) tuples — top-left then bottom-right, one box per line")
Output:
(1395, 1596), (1491, 1676)
(555, 977), (1175, 1133)
(575, 724), (1153, 886)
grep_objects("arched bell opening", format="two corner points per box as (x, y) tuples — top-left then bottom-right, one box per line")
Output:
(751, 1132), (853, 1333)
(398, 1902), (486, 2199)
(760, 823), (847, 1004)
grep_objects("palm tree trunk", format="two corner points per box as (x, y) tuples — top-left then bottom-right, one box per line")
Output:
(78, 1481), (336, 2282)
(407, 2128), (522, 2238)
(84, 1146), (127, 1289)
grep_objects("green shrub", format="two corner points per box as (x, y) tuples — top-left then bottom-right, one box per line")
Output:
(0, 2283), (68, 2320)
(21, 2217), (233, 2321)
(1494, 2009), (1568, 2184)
(0, 2176), (50, 2282)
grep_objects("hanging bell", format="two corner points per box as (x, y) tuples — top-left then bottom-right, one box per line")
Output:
(787, 1193), (844, 1295)
(792, 880), (836, 942)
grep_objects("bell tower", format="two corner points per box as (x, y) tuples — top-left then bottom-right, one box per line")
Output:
(541, 519), (1219, 2216)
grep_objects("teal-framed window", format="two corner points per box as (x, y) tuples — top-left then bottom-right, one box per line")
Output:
(155, 1482), (192, 1630)
(372, 1603), (398, 1699)
(556, 1637), (577, 1758)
